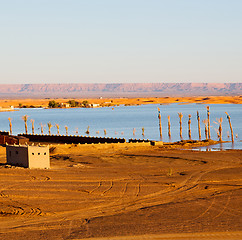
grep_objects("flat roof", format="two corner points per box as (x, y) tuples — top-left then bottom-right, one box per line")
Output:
(7, 144), (48, 148)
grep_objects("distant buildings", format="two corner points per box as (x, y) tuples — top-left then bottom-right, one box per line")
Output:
(90, 103), (100, 108)
(60, 103), (70, 108)
(0, 106), (14, 112)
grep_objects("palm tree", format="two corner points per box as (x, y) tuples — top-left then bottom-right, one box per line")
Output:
(225, 112), (234, 142)
(55, 124), (60, 135)
(22, 115), (29, 134)
(178, 112), (183, 140)
(167, 116), (171, 139)
(85, 126), (90, 135)
(203, 119), (208, 140)
(188, 114), (192, 140)
(30, 119), (35, 134)
(158, 107), (162, 139)
(207, 106), (211, 139)
(197, 111), (201, 140)
(218, 117), (223, 141)
(65, 126), (68, 136)
(47, 122), (53, 135)
(8, 117), (12, 135)
(39, 123), (45, 134)
(75, 127), (78, 135)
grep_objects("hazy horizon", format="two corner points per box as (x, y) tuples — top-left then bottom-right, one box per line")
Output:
(0, 0), (241, 84)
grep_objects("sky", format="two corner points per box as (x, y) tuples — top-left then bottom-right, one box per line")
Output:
(0, 0), (241, 84)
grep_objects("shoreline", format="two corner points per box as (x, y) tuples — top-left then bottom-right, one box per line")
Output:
(0, 95), (241, 108)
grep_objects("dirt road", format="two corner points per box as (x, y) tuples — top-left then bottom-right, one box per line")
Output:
(0, 144), (241, 239)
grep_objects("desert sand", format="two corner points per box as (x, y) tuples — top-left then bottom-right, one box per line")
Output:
(0, 95), (241, 108)
(0, 143), (241, 239)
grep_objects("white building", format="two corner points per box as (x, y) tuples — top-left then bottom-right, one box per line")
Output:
(91, 103), (100, 108)
(6, 145), (50, 169)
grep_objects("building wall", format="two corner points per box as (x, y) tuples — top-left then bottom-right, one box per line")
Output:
(27, 145), (50, 169)
(6, 145), (28, 168)
(6, 145), (50, 169)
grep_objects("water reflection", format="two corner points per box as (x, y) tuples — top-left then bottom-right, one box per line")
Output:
(193, 141), (239, 151)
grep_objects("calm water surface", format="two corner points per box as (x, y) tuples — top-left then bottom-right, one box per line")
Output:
(1, 103), (241, 150)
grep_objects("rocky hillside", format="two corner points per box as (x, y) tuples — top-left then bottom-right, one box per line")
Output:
(0, 83), (241, 98)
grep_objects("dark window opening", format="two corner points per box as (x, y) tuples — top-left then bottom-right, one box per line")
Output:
(44, 153), (46, 155)
(38, 153), (40, 155)
(16, 151), (18, 154)
(32, 153), (34, 155)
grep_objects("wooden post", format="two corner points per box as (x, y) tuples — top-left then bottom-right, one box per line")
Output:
(218, 117), (223, 142)
(225, 112), (234, 142)
(203, 119), (208, 140)
(31, 119), (35, 134)
(158, 108), (162, 139)
(8, 118), (12, 135)
(167, 115), (171, 139)
(178, 113), (183, 140)
(197, 111), (201, 140)
(188, 114), (192, 140)
(104, 129), (107, 135)
(207, 106), (211, 139)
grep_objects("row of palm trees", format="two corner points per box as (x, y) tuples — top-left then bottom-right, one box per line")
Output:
(157, 106), (235, 142)
(8, 115), (63, 135)
(8, 115), (92, 136)
(8, 115), (140, 137)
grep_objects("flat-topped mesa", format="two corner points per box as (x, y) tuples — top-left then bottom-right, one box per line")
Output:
(0, 83), (241, 98)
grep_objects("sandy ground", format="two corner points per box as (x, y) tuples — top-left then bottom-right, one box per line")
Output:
(0, 143), (241, 240)
(0, 95), (242, 108)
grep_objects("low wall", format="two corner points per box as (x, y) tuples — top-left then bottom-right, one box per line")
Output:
(18, 134), (126, 144)
(0, 135), (18, 145)
(0, 131), (10, 136)
(0, 135), (29, 145)
(129, 138), (150, 143)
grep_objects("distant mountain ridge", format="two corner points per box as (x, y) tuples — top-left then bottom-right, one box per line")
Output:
(0, 83), (241, 98)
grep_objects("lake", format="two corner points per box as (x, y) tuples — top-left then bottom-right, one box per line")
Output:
(1, 103), (241, 150)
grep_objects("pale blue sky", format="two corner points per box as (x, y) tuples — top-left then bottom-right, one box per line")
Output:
(0, 0), (241, 84)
